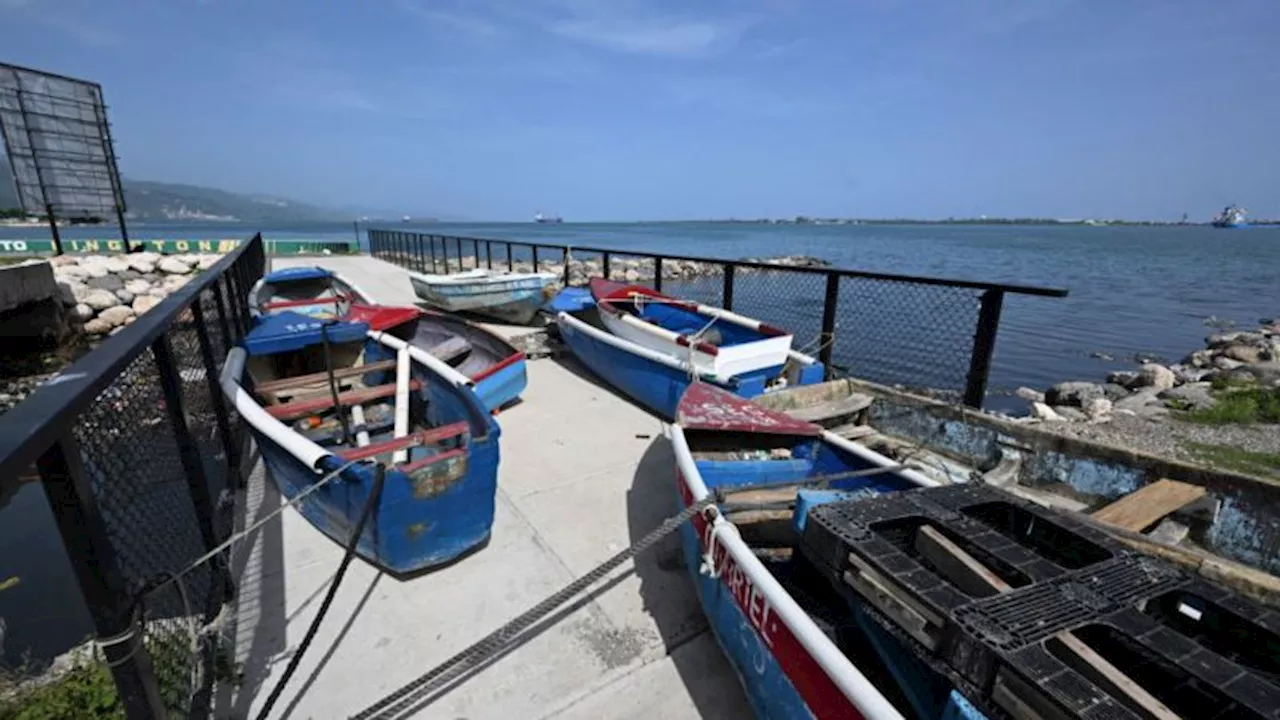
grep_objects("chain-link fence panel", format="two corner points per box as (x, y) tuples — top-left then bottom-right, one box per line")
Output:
(833, 276), (983, 398)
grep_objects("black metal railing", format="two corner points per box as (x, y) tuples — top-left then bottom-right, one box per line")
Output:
(0, 234), (265, 718)
(368, 229), (1066, 407)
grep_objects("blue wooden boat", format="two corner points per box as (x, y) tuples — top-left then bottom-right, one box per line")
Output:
(407, 268), (559, 325)
(554, 279), (825, 419)
(248, 266), (373, 320)
(671, 383), (976, 720)
(220, 310), (501, 573)
(348, 304), (528, 413)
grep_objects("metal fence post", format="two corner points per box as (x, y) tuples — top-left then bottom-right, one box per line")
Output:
(653, 257), (663, 292)
(191, 301), (243, 492)
(506, 242), (513, 271)
(474, 239), (481, 269)
(819, 273), (840, 380)
(38, 436), (167, 719)
(487, 240), (494, 270)
(213, 278), (236, 346)
(963, 290), (1005, 409)
(723, 264), (735, 310)
(532, 245), (539, 272)
(455, 237), (464, 270)
(602, 252), (611, 280)
(152, 333), (230, 597)
(442, 235), (450, 272)
(562, 248), (571, 287)
(428, 235), (437, 272)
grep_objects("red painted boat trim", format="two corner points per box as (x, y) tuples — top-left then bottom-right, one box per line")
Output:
(339, 421), (469, 461)
(469, 351), (525, 382)
(756, 323), (788, 337)
(674, 335), (720, 357)
(262, 293), (353, 310)
(346, 303), (422, 332)
(677, 476), (863, 720)
(398, 447), (467, 473)
(676, 384), (821, 436)
(266, 380), (423, 420)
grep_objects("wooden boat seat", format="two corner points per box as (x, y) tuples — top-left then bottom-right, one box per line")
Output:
(266, 380), (422, 421)
(262, 293), (354, 311)
(298, 403), (397, 445)
(426, 336), (472, 363)
(255, 359), (399, 395)
(339, 421), (470, 461)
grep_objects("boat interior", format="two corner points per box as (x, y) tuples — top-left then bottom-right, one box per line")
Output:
(604, 290), (777, 349)
(258, 275), (358, 318)
(384, 313), (519, 379)
(683, 426), (937, 715)
(686, 421), (1279, 720)
(243, 328), (470, 471)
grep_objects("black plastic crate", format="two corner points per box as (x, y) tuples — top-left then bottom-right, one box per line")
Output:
(801, 484), (1128, 638)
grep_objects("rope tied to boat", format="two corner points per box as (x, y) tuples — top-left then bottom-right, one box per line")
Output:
(347, 492), (720, 720)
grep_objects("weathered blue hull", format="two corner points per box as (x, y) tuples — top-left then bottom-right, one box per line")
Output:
(556, 315), (784, 419)
(409, 274), (554, 325)
(474, 355), (527, 412)
(249, 338), (502, 575)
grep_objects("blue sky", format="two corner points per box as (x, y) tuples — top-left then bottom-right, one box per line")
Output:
(1, 0), (1277, 221)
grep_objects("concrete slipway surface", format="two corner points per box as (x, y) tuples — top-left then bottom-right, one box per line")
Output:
(217, 255), (753, 719)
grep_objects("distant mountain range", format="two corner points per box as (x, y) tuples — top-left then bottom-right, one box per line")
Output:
(0, 155), (412, 223)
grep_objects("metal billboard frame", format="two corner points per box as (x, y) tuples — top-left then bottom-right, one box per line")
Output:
(0, 62), (129, 254)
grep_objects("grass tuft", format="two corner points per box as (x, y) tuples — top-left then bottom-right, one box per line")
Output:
(1185, 442), (1280, 478)
(1186, 387), (1280, 425)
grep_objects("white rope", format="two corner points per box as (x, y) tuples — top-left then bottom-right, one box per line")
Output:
(143, 458), (361, 599)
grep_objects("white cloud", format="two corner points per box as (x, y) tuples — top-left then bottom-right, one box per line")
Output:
(547, 16), (743, 57)
(395, 1), (501, 37)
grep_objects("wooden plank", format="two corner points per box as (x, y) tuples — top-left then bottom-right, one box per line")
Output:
(1091, 479), (1207, 532)
(425, 336), (472, 363)
(914, 525), (1013, 596)
(828, 423), (876, 440)
(914, 524), (1182, 718)
(255, 359), (398, 394)
(266, 380), (422, 420)
(783, 393), (873, 423)
(1050, 633), (1180, 720)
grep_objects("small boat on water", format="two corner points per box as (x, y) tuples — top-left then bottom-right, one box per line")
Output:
(555, 279), (825, 419)
(1212, 204), (1248, 228)
(671, 383), (939, 719)
(247, 266), (372, 320)
(348, 303), (528, 413)
(407, 268), (559, 325)
(220, 310), (501, 574)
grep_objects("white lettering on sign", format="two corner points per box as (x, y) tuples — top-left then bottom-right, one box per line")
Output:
(0, 240), (29, 251)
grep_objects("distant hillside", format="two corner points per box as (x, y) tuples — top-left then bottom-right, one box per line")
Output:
(0, 155), (362, 223)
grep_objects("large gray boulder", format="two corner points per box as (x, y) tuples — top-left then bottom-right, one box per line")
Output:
(96, 305), (135, 328)
(1106, 370), (1139, 387)
(158, 257), (191, 275)
(87, 274), (124, 292)
(1159, 382), (1216, 410)
(1114, 389), (1161, 412)
(132, 295), (163, 315)
(1045, 381), (1105, 407)
(82, 288), (120, 311)
(1133, 363), (1176, 391)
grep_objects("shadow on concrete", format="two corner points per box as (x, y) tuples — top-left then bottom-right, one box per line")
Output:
(625, 436), (750, 719)
(214, 451), (288, 720)
(277, 571), (384, 719)
(548, 353), (669, 423)
(344, 571), (633, 719)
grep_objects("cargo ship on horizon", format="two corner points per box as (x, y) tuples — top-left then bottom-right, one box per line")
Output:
(1211, 204), (1248, 228)
(534, 211), (562, 224)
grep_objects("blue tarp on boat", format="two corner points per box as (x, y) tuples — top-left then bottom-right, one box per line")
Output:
(544, 287), (594, 313)
(263, 266), (333, 283)
(244, 311), (370, 356)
